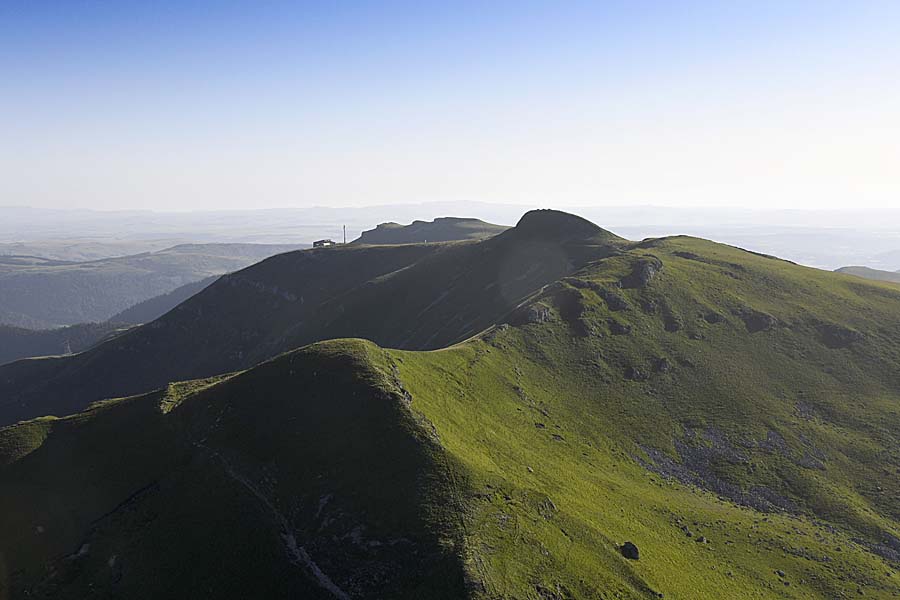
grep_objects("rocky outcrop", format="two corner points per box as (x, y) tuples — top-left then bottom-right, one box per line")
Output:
(816, 322), (864, 349)
(620, 257), (663, 289)
(608, 320), (632, 335)
(512, 303), (554, 325)
(734, 307), (777, 333)
(589, 284), (630, 311)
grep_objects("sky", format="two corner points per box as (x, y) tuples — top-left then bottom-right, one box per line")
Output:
(1, 1), (898, 212)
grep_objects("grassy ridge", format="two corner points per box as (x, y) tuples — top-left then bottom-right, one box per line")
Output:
(0, 212), (622, 427)
(384, 235), (899, 597)
(352, 217), (509, 245)
(0, 340), (469, 599)
(1, 213), (899, 598)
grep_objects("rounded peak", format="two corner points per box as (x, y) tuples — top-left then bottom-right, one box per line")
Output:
(513, 209), (612, 241)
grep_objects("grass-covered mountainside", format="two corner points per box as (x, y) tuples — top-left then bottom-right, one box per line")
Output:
(0, 212), (622, 426)
(1, 210), (899, 599)
(0, 323), (129, 366)
(107, 275), (218, 325)
(0, 243), (305, 328)
(836, 266), (900, 285)
(352, 217), (508, 245)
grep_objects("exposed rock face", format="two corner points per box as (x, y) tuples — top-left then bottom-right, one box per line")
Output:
(663, 312), (684, 333)
(620, 257), (663, 289)
(590, 284), (630, 311)
(562, 277), (590, 289)
(654, 358), (672, 373)
(514, 303), (553, 325)
(734, 307), (777, 333)
(625, 366), (648, 381)
(608, 320), (632, 335)
(816, 322), (864, 349)
(554, 287), (590, 336)
(621, 541), (640, 560)
(703, 311), (725, 324)
(638, 427), (802, 514)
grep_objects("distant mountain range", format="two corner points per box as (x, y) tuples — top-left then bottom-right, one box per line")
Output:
(0, 277), (222, 367)
(0, 322), (130, 366)
(0, 219), (508, 363)
(0, 243), (305, 328)
(6, 204), (900, 270)
(836, 265), (900, 284)
(1, 210), (898, 598)
(107, 276), (219, 325)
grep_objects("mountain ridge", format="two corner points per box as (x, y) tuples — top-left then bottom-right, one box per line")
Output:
(352, 217), (508, 245)
(0, 210), (624, 426)
(1, 209), (899, 598)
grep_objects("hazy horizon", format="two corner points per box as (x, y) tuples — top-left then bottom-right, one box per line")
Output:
(4, 202), (900, 271)
(3, 1), (898, 212)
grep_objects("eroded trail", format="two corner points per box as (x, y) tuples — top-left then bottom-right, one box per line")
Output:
(196, 442), (351, 600)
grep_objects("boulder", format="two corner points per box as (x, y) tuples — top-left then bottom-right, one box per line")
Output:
(608, 319), (632, 335)
(654, 358), (672, 373)
(621, 541), (640, 560)
(625, 366), (649, 381)
(703, 311), (725, 324)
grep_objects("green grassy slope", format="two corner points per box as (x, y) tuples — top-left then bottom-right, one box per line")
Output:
(0, 211), (622, 426)
(393, 235), (900, 597)
(2, 219), (899, 598)
(352, 217), (509, 245)
(0, 340), (468, 599)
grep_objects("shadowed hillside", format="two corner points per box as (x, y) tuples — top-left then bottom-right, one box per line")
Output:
(0, 278), (213, 365)
(1, 210), (899, 598)
(0, 341), (469, 599)
(108, 276), (218, 325)
(0, 211), (623, 426)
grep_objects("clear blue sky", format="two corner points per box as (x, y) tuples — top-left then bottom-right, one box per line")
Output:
(2, 1), (898, 210)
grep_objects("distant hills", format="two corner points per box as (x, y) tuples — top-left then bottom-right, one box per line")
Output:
(836, 265), (900, 284)
(0, 278), (220, 366)
(0, 243), (305, 328)
(6, 203), (900, 270)
(2, 210), (899, 598)
(0, 219), (508, 361)
(107, 276), (219, 325)
(0, 323), (129, 366)
(352, 217), (508, 245)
